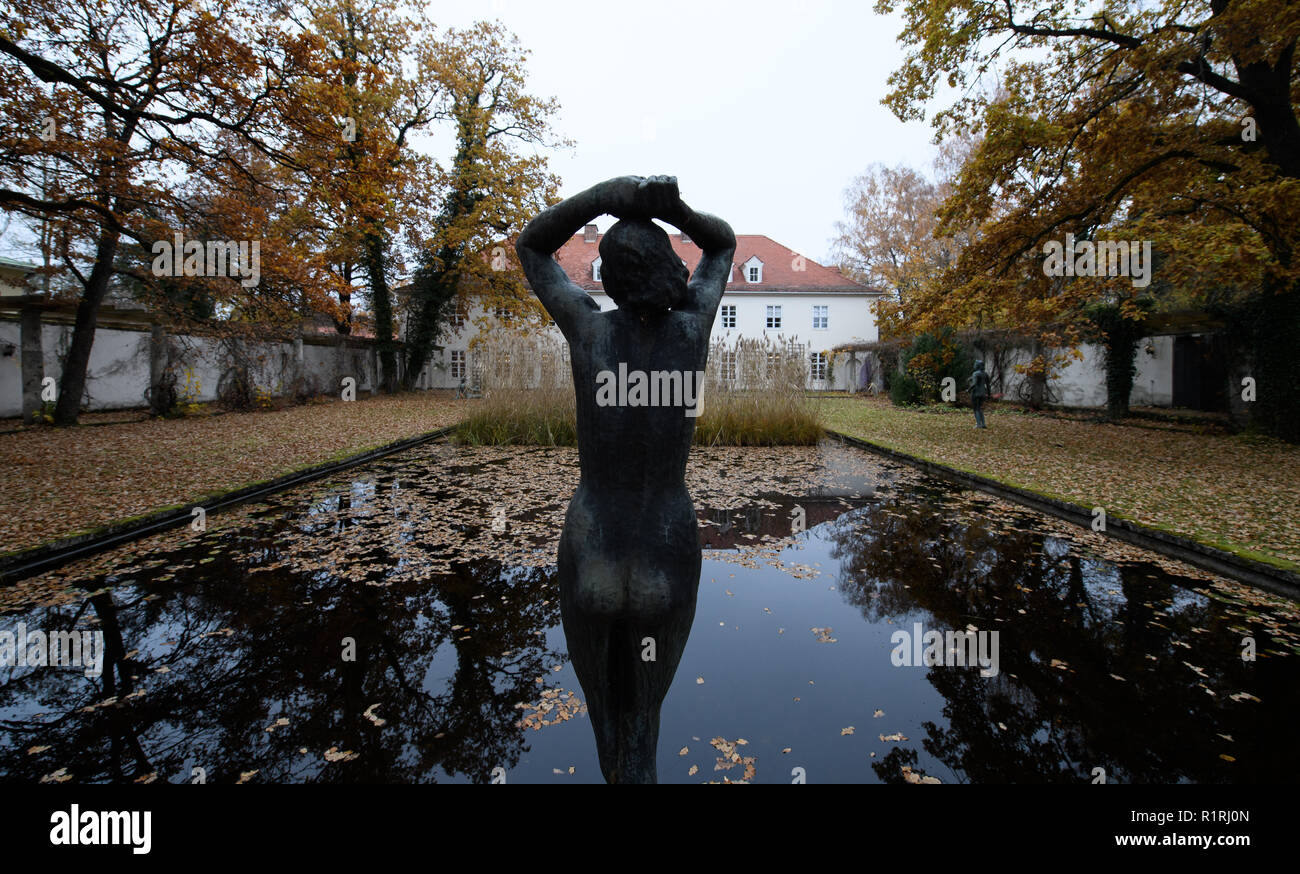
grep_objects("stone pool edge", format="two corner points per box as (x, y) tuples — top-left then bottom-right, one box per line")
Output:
(0, 425), (458, 585)
(827, 430), (1300, 601)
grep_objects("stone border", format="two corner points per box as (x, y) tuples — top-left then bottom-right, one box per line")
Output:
(828, 429), (1300, 601)
(0, 425), (457, 585)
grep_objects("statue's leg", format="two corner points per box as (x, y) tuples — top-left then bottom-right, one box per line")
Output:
(557, 497), (701, 784)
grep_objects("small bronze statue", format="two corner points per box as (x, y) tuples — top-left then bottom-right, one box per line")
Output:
(516, 176), (735, 783)
(969, 359), (990, 428)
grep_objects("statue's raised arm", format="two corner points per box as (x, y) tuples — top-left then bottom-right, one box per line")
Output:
(514, 176), (641, 337)
(515, 176), (735, 334)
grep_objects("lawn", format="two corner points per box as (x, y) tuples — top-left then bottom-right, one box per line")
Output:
(821, 396), (1300, 573)
(2, 393), (469, 554)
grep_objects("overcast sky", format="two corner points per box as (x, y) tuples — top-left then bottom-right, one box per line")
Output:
(428, 0), (941, 265)
(0, 1), (943, 270)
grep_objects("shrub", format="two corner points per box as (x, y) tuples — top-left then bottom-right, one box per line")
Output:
(453, 334), (824, 446)
(895, 329), (973, 405)
(889, 371), (923, 406)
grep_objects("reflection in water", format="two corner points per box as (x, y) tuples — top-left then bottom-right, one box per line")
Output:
(0, 442), (1296, 783)
(827, 491), (1300, 783)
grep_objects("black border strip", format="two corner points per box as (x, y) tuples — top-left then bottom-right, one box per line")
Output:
(828, 429), (1300, 600)
(0, 425), (456, 585)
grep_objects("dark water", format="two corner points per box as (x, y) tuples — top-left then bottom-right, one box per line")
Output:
(1, 441), (1297, 783)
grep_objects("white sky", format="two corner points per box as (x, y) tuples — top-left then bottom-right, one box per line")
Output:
(426, 0), (941, 264)
(0, 1), (945, 270)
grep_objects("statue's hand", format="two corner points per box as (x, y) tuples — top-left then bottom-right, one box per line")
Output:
(604, 175), (648, 219)
(634, 175), (688, 224)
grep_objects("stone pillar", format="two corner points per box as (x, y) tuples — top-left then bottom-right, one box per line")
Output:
(20, 304), (43, 424)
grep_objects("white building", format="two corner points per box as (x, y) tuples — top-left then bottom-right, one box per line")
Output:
(419, 227), (882, 390)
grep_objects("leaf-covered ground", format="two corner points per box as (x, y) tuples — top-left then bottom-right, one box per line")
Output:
(822, 397), (1300, 572)
(1, 394), (469, 554)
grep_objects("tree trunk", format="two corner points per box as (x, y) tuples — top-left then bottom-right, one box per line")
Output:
(53, 229), (119, 425)
(1251, 283), (1300, 442)
(363, 232), (397, 393)
(1027, 339), (1046, 409)
(20, 304), (43, 424)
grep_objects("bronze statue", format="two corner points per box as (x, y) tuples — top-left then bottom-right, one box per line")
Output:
(969, 359), (990, 428)
(516, 176), (735, 783)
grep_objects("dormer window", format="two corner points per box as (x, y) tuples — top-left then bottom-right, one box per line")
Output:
(743, 255), (763, 283)
(592, 257), (602, 282)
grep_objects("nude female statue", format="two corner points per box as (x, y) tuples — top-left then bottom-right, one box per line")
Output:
(515, 176), (735, 783)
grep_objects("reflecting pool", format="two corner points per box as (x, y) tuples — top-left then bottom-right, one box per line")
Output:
(1, 441), (1296, 783)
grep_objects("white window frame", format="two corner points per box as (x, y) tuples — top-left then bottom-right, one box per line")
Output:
(813, 305), (828, 330)
(810, 352), (828, 381)
(766, 305), (782, 330)
(451, 350), (467, 379)
(720, 304), (736, 328)
(744, 256), (763, 284)
(592, 257), (602, 282)
(721, 350), (738, 382)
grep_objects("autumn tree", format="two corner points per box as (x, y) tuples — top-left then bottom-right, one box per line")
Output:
(279, 0), (445, 391)
(0, 0), (315, 424)
(832, 147), (974, 340)
(877, 0), (1300, 438)
(400, 21), (564, 390)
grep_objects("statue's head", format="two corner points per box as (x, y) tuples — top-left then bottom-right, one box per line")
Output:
(974, 360), (984, 371)
(599, 219), (690, 312)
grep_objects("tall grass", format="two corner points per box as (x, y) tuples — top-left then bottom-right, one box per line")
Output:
(455, 333), (577, 446)
(693, 337), (824, 445)
(453, 332), (824, 446)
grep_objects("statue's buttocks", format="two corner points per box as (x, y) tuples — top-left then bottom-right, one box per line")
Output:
(516, 176), (736, 784)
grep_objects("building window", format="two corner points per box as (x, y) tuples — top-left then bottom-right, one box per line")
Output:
(451, 350), (466, 379)
(766, 305), (782, 329)
(592, 258), (602, 282)
(813, 305), (828, 330)
(810, 352), (828, 381)
(744, 256), (763, 284)
(766, 351), (780, 378)
(720, 351), (737, 382)
(721, 304), (736, 328)
(451, 310), (467, 330)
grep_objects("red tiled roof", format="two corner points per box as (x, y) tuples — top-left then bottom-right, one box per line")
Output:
(554, 232), (879, 294)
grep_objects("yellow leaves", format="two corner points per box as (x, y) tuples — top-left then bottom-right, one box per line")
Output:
(514, 687), (586, 731)
(323, 747), (358, 763)
(900, 766), (941, 784)
(709, 737), (756, 782)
